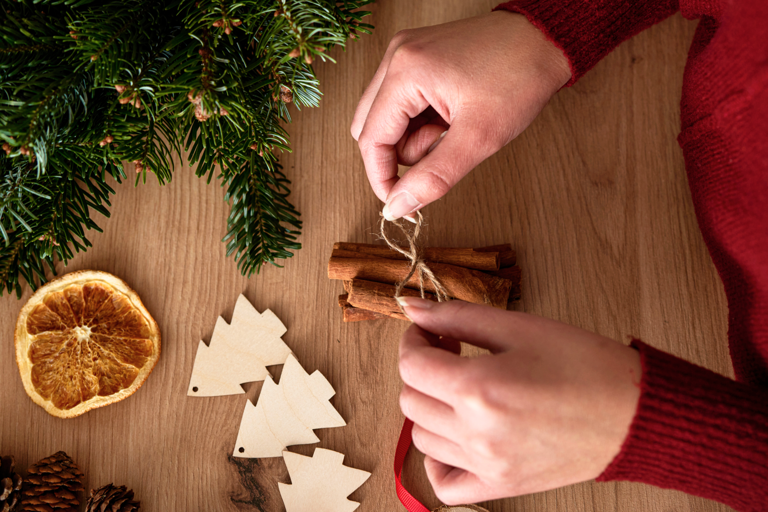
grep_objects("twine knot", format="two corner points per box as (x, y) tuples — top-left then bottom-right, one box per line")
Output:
(379, 211), (450, 314)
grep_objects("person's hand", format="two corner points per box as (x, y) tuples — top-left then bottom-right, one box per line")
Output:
(395, 297), (642, 505)
(351, 11), (571, 221)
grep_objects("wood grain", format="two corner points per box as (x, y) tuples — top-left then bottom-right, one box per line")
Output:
(0, 2), (732, 511)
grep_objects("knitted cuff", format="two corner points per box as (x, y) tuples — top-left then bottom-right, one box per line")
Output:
(494, 0), (679, 85)
(598, 340), (768, 512)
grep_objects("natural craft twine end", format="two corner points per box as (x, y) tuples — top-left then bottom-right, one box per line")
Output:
(379, 211), (450, 317)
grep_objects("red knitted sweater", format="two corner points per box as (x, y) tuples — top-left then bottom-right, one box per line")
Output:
(494, 1), (768, 510)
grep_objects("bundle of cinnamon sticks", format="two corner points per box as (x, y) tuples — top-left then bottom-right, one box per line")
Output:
(327, 242), (521, 322)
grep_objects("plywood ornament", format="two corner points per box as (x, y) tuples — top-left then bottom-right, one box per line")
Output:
(433, 505), (490, 512)
(188, 294), (291, 396)
(233, 354), (346, 458)
(278, 449), (371, 512)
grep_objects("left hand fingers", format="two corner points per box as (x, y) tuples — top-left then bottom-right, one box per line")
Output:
(399, 324), (469, 406)
(432, 335), (462, 355)
(400, 384), (456, 440)
(424, 456), (499, 506)
(398, 298), (519, 354)
(412, 423), (469, 471)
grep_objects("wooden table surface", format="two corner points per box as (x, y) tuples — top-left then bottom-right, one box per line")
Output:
(0, 2), (736, 511)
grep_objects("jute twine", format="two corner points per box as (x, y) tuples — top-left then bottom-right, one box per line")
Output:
(379, 211), (450, 314)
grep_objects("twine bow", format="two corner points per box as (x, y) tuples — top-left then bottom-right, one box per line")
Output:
(379, 211), (450, 313)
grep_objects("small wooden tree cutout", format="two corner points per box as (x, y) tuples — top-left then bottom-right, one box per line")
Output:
(233, 355), (346, 458)
(188, 294), (292, 396)
(278, 449), (370, 512)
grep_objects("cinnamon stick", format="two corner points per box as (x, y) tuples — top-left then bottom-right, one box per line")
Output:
(334, 247), (521, 302)
(328, 257), (512, 308)
(346, 279), (438, 320)
(339, 293), (389, 322)
(335, 247), (522, 283)
(345, 280), (521, 322)
(488, 265), (522, 283)
(474, 244), (516, 268)
(333, 242), (500, 271)
(332, 249), (383, 261)
(483, 265), (521, 302)
(342, 306), (388, 322)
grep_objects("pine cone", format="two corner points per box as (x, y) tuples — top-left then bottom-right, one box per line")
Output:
(20, 452), (84, 512)
(85, 484), (140, 512)
(1, 456), (23, 512)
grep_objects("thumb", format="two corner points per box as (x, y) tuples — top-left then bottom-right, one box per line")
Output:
(382, 121), (499, 221)
(396, 297), (517, 354)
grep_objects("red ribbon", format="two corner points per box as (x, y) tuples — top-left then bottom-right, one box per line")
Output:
(395, 418), (431, 512)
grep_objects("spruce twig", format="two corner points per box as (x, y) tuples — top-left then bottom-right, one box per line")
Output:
(0, 0), (372, 296)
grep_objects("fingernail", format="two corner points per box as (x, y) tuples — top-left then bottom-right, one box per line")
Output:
(403, 214), (417, 224)
(427, 130), (447, 154)
(396, 296), (434, 310)
(383, 191), (421, 221)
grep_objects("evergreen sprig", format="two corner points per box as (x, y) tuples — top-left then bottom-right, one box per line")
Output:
(0, 0), (372, 296)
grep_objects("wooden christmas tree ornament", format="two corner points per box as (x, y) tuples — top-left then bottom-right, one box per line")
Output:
(188, 294), (292, 396)
(278, 449), (370, 512)
(233, 355), (345, 458)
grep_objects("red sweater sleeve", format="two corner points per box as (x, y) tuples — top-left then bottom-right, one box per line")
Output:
(494, 0), (679, 85)
(597, 341), (768, 511)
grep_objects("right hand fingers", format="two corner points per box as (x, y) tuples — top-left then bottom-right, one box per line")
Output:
(357, 71), (499, 213)
(381, 120), (499, 220)
(355, 32), (505, 214)
(350, 30), (412, 141)
(356, 57), (433, 202)
(396, 121), (448, 166)
(357, 53), (501, 215)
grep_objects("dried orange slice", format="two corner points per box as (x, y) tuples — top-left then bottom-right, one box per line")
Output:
(15, 270), (160, 418)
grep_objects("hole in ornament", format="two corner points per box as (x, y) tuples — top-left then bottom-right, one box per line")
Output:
(192, 387), (198, 392)
(239, 447), (244, 453)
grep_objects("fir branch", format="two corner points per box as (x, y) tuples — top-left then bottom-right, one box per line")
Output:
(0, 0), (373, 296)
(0, 43), (61, 56)
(223, 153), (302, 276)
(0, 239), (23, 295)
(0, 4), (73, 70)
